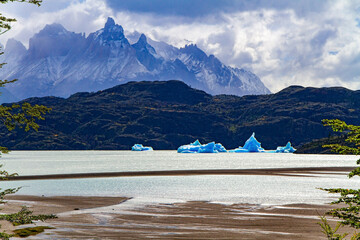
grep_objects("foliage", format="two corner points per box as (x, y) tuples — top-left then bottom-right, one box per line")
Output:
(0, 81), (359, 151)
(0, 1), (42, 35)
(295, 135), (349, 154)
(0, 165), (20, 204)
(0, 186), (20, 204)
(0, 232), (12, 240)
(0, 0), (50, 154)
(0, 0), (49, 206)
(323, 119), (360, 177)
(318, 214), (349, 240)
(319, 119), (360, 239)
(0, 1), (53, 239)
(0, 102), (50, 133)
(0, 206), (57, 226)
(13, 226), (54, 238)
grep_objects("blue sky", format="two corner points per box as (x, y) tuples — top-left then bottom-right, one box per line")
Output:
(1, 0), (360, 92)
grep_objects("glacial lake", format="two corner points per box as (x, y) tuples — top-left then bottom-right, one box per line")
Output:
(0, 151), (359, 205)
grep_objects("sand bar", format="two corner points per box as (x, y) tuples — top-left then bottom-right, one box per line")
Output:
(3, 166), (354, 181)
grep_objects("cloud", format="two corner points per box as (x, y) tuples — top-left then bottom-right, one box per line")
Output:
(0, 0), (113, 46)
(1, 0), (360, 93)
(105, 0), (329, 18)
(106, 0), (233, 18)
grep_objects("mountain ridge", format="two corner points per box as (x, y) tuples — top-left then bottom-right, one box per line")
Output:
(0, 17), (270, 102)
(0, 80), (358, 151)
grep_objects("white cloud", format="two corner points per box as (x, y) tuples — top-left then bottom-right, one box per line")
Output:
(1, 0), (360, 92)
(0, 0), (113, 47)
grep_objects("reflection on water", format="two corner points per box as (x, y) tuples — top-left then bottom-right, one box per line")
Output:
(2, 174), (358, 205)
(0, 151), (358, 205)
(1, 151), (358, 175)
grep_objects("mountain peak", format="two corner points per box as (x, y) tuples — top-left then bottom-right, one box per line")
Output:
(28, 23), (83, 58)
(132, 33), (157, 56)
(131, 33), (160, 70)
(180, 44), (207, 59)
(139, 33), (147, 43)
(133, 33), (149, 48)
(5, 38), (26, 53)
(0, 17), (270, 99)
(40, 23), (68, 36)
(103, 17), (123, 34)
(105, 17), (115, 29)
(91, 17), (128, 47)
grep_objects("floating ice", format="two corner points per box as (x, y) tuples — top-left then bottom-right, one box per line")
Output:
(229, 133), (265, 153)
(192, 140), (202, 146)
(131, 144), (153, 151)
(214, 143), (227, 153)
(275, 142), (296, 153)
(229, 133), (296, 153)
(177, 140), (227, 153)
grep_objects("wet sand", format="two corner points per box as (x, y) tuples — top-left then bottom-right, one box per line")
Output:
(2, 195), (350, 239)
(1, 167), (354, 239)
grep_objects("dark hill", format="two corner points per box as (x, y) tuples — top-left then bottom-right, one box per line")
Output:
(0, 80), (359, 151)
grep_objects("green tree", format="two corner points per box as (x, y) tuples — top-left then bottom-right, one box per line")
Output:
(0, 0), (49, 167)
(319, 119), (360, 239)
(0, 0), (49, 149)
(0, 1), (53, 239)
(0, 1), (42, 34)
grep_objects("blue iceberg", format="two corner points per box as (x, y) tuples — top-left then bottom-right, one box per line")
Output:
(229, 133), (296, 153)
(275, 142), (296, 153)
(177, 140), (227, 153)
(177, 140), (202, 153)
(192, 139), (202, 146)
(214, 143), (227, 153)
(229, 133), (265, 153)
(131, 144), (153, 151)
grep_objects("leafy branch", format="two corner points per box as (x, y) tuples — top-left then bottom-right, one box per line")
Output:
(0, 1), (55, 239)
(0, 206), (57, 226)
(319, 119), (360, 239)
(0, 1), (42, 35)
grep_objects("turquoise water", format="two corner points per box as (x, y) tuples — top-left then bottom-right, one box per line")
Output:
(0, 151), (359, 205)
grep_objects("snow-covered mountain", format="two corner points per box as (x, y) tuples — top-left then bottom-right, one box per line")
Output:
(0, 17), (270, 101)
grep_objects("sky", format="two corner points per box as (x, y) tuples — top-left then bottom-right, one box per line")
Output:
(1, 0), (360, 93)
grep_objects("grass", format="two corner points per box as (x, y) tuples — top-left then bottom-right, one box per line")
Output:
(13, 226), (54, 238)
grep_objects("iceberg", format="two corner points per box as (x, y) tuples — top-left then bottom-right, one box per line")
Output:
(198, 142), (216, 153)
(275, 142), (296, 153)
(177, 140), (227, 153)
(131, 144), (153, 151)
(229, 133), (296, 153)
(177, 139), (202, 153)
(214, 143), (227, 153)
(229, 133), (265, 153)
(192, 139), (202, 146)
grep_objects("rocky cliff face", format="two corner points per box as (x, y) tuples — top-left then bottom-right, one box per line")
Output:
(0, 17), (270, 102)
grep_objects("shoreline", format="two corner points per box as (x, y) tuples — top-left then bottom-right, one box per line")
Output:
(3, 166), (354, 181)
(2, 195), (349, 239)
(1, 167), (354, 238)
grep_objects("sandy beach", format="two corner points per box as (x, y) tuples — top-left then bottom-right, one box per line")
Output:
(2, 195), (347, 239)
(1, 167), (355, 239)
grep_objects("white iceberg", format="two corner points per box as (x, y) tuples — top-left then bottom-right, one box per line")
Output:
(131, 144), (153, 151)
